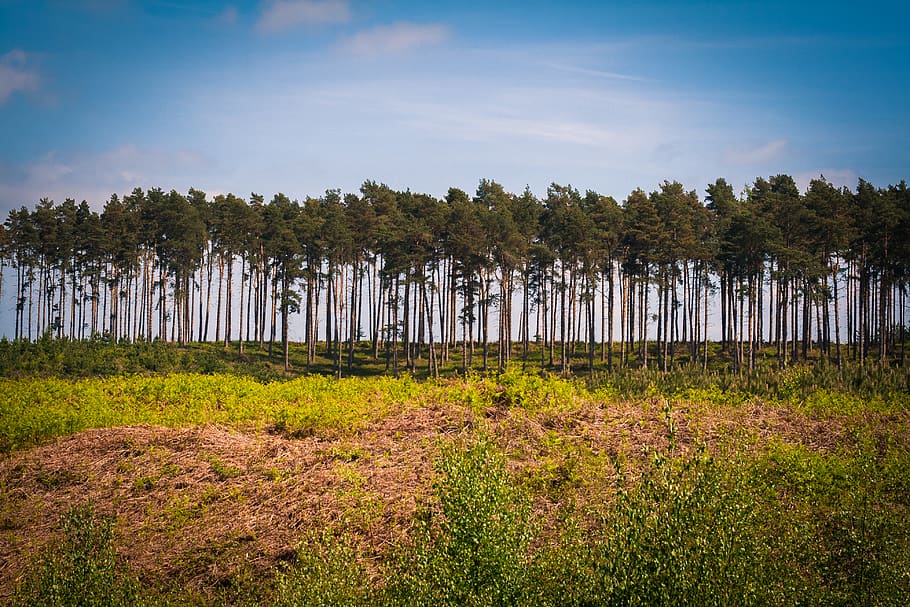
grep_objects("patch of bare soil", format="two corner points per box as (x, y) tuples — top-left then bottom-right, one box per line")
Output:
(0, 402), (478, 599)
(1, 396), (904, 600)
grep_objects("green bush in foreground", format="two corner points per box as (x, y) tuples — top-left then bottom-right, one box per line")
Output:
(13, 504), (144, 607)
(527, 439), (791, 606)
(386, 436), (534, 607)
(291, 437), (908, 607)
(272, 532), (370, 607)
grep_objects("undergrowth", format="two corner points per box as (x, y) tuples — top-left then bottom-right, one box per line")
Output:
(0, 373), (421, 452)
(3, 361), (907, 453)
(16, 431), (910, 606)
(13, 504), (145, 607)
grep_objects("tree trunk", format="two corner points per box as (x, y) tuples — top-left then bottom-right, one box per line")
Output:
(238, 255), (246, 354)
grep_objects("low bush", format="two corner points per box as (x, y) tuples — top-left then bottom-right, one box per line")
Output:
(13, 504), (144, 607)
(387, 435), (534, 606)
(272, 532), (371, 607)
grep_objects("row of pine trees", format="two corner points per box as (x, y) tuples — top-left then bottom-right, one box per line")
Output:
(1, 175), (908, 374)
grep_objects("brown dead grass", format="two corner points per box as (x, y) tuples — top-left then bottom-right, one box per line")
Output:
(1, 395), (905, 600)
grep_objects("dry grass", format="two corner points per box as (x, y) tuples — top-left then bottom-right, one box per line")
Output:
(1, 394), (905, 600)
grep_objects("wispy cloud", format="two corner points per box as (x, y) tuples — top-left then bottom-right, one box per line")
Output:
(0, 145), (212, 213)
(25, 152), (73, 184)
(543, 62), (645, 82)
(339, 22), (450, 56)
(310, 80), (676, 155)
(723, 139), (789, 165)
(256, 0), (349, 32)
(0, 50), (40, 104)
(401, 104), (642, 148)
(216, 6), (240, 26)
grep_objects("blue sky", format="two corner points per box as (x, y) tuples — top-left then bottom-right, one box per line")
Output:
(0, 0), (908, 215)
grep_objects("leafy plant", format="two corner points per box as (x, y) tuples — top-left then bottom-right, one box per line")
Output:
(272, 532), (371, 607)
(14, 504), (144, 607)
(389, 435), (534, 607)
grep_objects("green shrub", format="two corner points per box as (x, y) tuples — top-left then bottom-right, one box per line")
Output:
(603, 447), (783, 606)
(388, 436), (534, 607)
(529, 444), (794, 607)
(272, 532), (371, 607)
(762, 441), (910, 606)
(14, 503), (144, 607)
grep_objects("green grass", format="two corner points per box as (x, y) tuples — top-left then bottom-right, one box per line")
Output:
(0, 373), (423, 452)
(2, 359), (907, 453)
(3, 335), (908, 389)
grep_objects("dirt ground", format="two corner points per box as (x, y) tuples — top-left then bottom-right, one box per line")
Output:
(1, 396), (892, 600)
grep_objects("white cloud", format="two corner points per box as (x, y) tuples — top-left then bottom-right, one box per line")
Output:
(339, 22), (450, 56)
(0, 49), (40, 104)
(402, 104), (643, 148)
(256, 0), (349, 32)
(543, 62), (645, 82)
(723, 139), (789, 165)
(0, 145), (212, 214)
(25, 152), (73, 184)
(312, 79), (676, 149)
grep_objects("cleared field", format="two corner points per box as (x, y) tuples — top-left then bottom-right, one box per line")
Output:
(2, 370), (909, 605)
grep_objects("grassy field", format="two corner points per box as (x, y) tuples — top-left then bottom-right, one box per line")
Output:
(1, 344), (909, 605)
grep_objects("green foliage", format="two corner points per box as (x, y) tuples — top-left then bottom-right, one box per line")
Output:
(529, 445), (784, 607)
(388, 436), (534, 607)
(203, 454), (241, 480)
(272, 532), (371, 607)
(592, 363), (909, 411)
(11, 430), (910, 607)
(5, 368), (910, 606)
(2, 338), (907, 412)
(495, 365), (580, 411)
(760, 440), (910, 606)
(813, 452), (910, 606)
(14, 504), (144, 607)
(604, 447), (780, 606)
(0, 373), (420, 452)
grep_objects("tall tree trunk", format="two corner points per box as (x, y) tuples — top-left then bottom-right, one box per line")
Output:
(371, 265), (381, 360)
(308, 267), (315, 367)
(608, 264), (615, 371)
(159, 265), (167, 342)
(335, 266), (343, 379)
(482, 267), (489, 372)
(269, 276), (278, 359)
(402, 266), (411, 370)
(703, 265), (709, 371)
(203, 250), (213, 342)
(392, 276), (400, 377)
(641, 275), (648, 368)
(560, 263), (567, 374)
(588, 273), (595, 376)
(238, 255), (245, 355)
(215, 253), (224, 344)
(348, 259), (359, 371)
(282, 268), (290, 371)
(423, 279), (438, 377)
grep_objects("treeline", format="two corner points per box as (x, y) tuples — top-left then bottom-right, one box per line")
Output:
(1, 175), (908, 374)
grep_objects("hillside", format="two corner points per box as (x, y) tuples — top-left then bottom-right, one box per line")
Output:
(2, 370), (909, 605)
